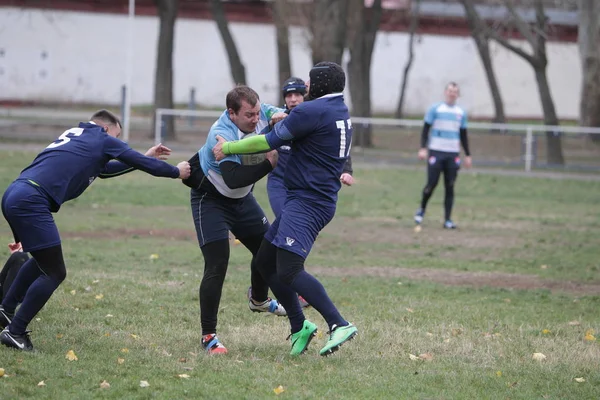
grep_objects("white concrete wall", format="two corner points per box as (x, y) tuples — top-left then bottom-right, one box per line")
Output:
(0, 7), (581, 119)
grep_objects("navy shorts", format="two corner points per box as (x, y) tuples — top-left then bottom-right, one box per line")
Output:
(190, 189), (269, 247)
(265, 195), (336, 259)
(1, 180), (61, 252)
(266, 176), (286, 219)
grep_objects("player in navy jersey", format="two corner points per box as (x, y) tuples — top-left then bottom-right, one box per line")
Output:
(184, 85), (287, 355)
(414, 82), (472, 229)
(267, 76), (354, 219)
(213, 62), (358, 357)
(0, 110), (191, 351)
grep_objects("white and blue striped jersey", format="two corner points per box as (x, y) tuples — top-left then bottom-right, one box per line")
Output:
(424, 102), (468, 153)
(199, 103), (283, 198)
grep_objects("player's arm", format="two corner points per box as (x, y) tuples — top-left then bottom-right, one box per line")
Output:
(104, 137), (189, 179)
(99, 143), (173, 179)
(220, 159), (275, 189)
(216, 107), (315, 159)
(419, 105), (436, 159)
(460, 112), (472, 168)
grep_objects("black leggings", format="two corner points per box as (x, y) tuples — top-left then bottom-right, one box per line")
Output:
(0, 252), (30, 302)
(421, 152), (459, 220)
(198, 234), (266, 335)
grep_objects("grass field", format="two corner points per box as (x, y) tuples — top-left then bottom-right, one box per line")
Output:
(0, 150), (599, 399)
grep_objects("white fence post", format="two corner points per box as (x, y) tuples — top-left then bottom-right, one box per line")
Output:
(524, 127), (533, 172)
(154, 108), (163, 145)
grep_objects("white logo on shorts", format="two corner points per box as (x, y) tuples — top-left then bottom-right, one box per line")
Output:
(285, 237), (295, 246)
(262, 217), (268, 225)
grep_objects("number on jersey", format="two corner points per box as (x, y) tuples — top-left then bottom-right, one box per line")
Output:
(335, 119), (352, 157)
(46, 127), (84, 149)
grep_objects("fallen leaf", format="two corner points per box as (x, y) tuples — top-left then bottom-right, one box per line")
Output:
(419, 353), (433, 361)
(406, 308), (414, 313)
(104, 333), (111, 337)
(149, 254), (159, 260)
(179, 357), (187, 363)
(0, 368), (4, 377)
(178, 374), (190, 379)
(413, 225), (422, 233)
(35, 318), (41, 321)
(568, 320), (580, 326)
(540, 264), (549, 270)
(139, 380), (150, 388)
(105, 314), (113, 318)
(584, 329), (596, 341)
(56, 334), (64, 339)
(425, 332), (433, 337)
(496, 371), (502, 377)
(70, 290), (76, 295)
(162, 349), (172, 357)
(273, 385), (285, 395)
(409, 354), (419, 361)
(503, 298), (511, 303)
(532, 352), (546, 361)
(117, 358), (125, 365)
(85, 286), (92, 292)
(100, 380), (110, 389)
(121, 348), (129, 353)
(65, 350), (78, 361)
(397, 281), (403, 285)
(451, 328), (463, 336)
(37, 380), (46, 387)
(95, 294), (104, 300)
(92, 280), (100, 284)
(541, 329), (551, 335)
(130, 334), (139, 340)
(574, 377), (586, 383)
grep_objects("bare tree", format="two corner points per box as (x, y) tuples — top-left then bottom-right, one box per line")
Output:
(347, 0), (383, 148)
(460, 0), (506, 123)
(153, 0), (178, 140)
(210, 0), (246, 85)
(310, 0), (349, 65)
(395, 0), (421, 119)
(578, 0), (600, 140)
(480, 0), (564, 164)
(271, 0), (292, 88)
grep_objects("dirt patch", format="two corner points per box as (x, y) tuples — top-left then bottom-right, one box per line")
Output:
(63, 228), (196, 241)
(310, 266), (600, 296)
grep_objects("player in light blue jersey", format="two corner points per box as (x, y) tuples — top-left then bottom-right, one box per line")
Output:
(414, 82), (472, 229)
(185, 86), (289, 354)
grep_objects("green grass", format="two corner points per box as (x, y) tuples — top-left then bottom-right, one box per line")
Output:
(0, 151), (599, 399)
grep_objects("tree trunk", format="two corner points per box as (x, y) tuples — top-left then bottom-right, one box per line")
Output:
(460, 0), (505, 123)
(578, 0), (600, 142)
(272, 0), (292, 89)
(347, 0), (383, 148)
(210, 0), (246, 85)
(533, 65), (564, 164)
(152, 0), (178, 140)
(310, 0), (348, 65)
(395, 0), (420, 119)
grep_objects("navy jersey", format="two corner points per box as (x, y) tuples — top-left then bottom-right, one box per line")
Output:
(268, 144), (291, 183)
(18, 122), (179, 208)
(266, 94), (352, 202)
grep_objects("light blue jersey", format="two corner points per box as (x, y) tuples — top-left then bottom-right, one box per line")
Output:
(424, 102), (467, 153)
(199, 103), (283, 198)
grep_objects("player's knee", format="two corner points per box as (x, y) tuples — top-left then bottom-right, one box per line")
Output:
(277, 268), (298, 286)
(49, 266), (67, 284)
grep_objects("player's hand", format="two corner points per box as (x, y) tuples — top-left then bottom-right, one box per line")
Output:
(145, 143), (172, 160)
(270, 112), (288, 125)
(213, 135), (227, 161)
(8, 242), (23, 254)
(177, 161), (191, 179)
(464, 156), (472, 169)
(340, 173), (354, 186)
(266, 150), (279, 168)
(418, 148), (428, 160)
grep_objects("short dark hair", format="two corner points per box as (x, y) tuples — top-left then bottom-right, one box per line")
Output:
(446, 82), (459, 90)
(226, 86), (260, 114)
(90, 109), (121, 128)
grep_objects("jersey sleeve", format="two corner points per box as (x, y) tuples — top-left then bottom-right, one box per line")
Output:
(460, 109), (468, 129)
(103, 135), (132, 159)
(424, 104), (437, 124)
(265, 106), (317, 149)
(261, 103), (285, 121)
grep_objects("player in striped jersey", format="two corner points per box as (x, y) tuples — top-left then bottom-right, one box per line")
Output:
(414, 82), (472, 229)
